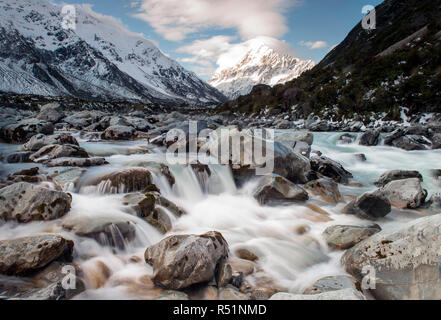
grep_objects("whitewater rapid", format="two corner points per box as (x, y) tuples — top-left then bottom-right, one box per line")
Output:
(0, 131), (440, 299)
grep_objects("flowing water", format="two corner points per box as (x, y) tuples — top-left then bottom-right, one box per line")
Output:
(1, 131), (440, 299)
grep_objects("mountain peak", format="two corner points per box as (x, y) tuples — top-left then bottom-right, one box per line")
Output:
(209, 41), (314, 99)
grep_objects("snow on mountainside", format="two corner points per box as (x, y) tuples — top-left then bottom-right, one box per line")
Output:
(209, 41), (315, 100)
(0, 0), (226, 104)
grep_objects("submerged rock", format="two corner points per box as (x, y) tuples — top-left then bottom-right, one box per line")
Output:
(0, 234), (73, 276)
(374, 170), (423, 187)
(342, 190), (391, 220)
(0, 182), (71, 223)
(253, 175), (308, 205)
(145, 231), (229, 290)
(323, 224), (382, 250)
(342, 214), (441, 300)
(380, 178), (427, 209)
(305, 178), (342, 204)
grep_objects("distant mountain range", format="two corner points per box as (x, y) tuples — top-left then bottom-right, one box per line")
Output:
(0, 0), (226, 104)
(209, 40), (314, 99)
(218, 0), (441, 118)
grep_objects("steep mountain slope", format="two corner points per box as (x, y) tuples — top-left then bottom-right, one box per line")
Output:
(209, 42), (314, 99)
(0, 0), (226, 104)
(218, 0), (441, 119)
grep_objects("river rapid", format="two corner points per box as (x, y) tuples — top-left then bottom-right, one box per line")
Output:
(0, 130), (440, 299)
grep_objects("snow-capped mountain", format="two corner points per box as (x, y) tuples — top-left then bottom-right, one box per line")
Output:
(209, 43), (315, 100)
(0, 0), (226, 104)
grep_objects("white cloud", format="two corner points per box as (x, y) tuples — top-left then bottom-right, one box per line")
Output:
(299, 40), (328, 50)
(177, 36), (295, 78)
(133, 0), (297, 41)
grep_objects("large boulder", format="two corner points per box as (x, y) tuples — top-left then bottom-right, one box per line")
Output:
(79, 168), (153, 193)
(392, 135), (430, 151)
(270, 288), (365, 300)
(30, 144), (89, 162)
(145, 231), (229, 290)
(22, 133), (79, 152)
(101, 125), (136, 140)
(36, 103), (65, 123)
(359, 129), (380, 146)
(342, 190), (391, 220)
(0, 182), (72, 223)
(305, 178), (342, 204)
(0, 118), (54, 143)
(342, 214), (441, 300)
(379, 178), (427, 209)
(310, 155), (353, 184)
(323, 224), (382, 250)
(374, 170), (423, 187)
(253, 175), (308, 205)
(0, 234), (73, 275)
(431, 133), (441, 149)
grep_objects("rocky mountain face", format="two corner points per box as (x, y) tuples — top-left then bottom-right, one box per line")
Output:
(0, 0), (226, 105)
(209, 43), (314, 100)
(218, 0), (441, 119)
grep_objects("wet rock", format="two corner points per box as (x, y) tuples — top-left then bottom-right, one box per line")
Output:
(145, 231), (229, 290)
(253, 175), (308, 205)
(354, 154), (367, 162)
(276, 131), (314, 146)
(229, 257), (255, 276)
(380, 178), (427, 209)
(0, 118), (54, 143)
(6, 151), (32, 163)
(310, 155), (353, 184)
(0, 182), (72, 223)
(323, 224), (382, 250)
(47, 157), (108, 167)
(219, 285), (250, 300)
(342, 190), (391, 220)
(270, 288), (365, 300)
(0, 261), (85, 300)
(0, 234), (73, 275)
(22, 133), (79, 151)
(392, 135), (430, 151)
(431, 133), (441, 149)
(11, 167), (40, 177)
(339, 133), (356, 144)
(123, 191), (185, 233)
(81, 168), (153, 193)
(155, 290), (190, 300)
(62, 217), (136, 250)
(125, 116), (151, 132)
(374, 170), (423, 187)
(303, 275), (359, 295)
(101, 125), (136, 140)
(306, 120), (331, 132)
(30, 144), (89, 162)
(305, 178), (342, 204)
(234, 248), (258, 262)
(359, 129), (380, 146)
(342, 214), (441, 300)
(217, 262), (232, 287)
(36, 103), (65, 123)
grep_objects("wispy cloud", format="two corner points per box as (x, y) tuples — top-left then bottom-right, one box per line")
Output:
(133, 0), (298, 41)
(300, 40), (328, 50)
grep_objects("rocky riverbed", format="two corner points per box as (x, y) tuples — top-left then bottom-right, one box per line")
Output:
(0, 103), (440, 300)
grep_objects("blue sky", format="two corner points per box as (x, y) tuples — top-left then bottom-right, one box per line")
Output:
(57, 0), (383, 79)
